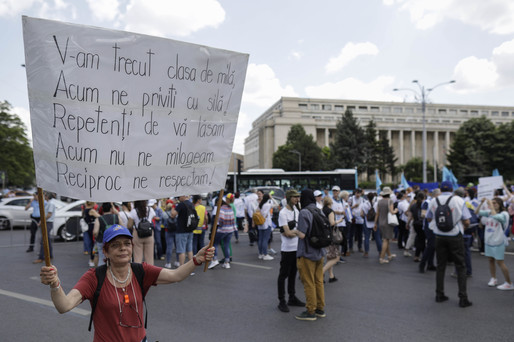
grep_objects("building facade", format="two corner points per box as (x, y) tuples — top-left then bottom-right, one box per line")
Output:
(244, 97), (514, 179)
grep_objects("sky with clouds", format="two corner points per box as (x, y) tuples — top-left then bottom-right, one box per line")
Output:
(1, 0), (514, 154)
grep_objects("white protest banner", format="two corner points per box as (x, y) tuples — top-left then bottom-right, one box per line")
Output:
(477, 175), (504, 200)
(22, 17), (248, 202)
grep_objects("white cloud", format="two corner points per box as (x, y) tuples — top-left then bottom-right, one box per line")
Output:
(325, 42), (379, 74)
(288, 50), (303, 61)
(241, 63), (298, 107)
(0, 0), (39, 17)
(122, 0), (225, 37)
(451, 38), (514, 93)
(86, 0), (119, 21)
(305, 75), (398, 101)
(385, 0), (514, 34)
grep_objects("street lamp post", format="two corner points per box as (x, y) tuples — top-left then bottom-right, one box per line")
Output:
(393, 79), (455, 183)
(290, 149), (301, 171)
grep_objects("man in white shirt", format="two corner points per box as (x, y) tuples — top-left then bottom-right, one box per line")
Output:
(427, 181), (472, 308)
(349, 189), (364, 253)
(244, 189), (259, 246)
(397, 192), (410, 251)
(277, 189), (304, 312)
(331, 186), (347, 257)
(314, 190), (323, 209)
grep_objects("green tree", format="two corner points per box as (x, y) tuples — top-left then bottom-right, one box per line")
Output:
(447, 116), (496, 182)
(363, 120), (380, 181)
(400, 157), (437, 183)
(376, 131), (397, 180)
(272, 124), (323, 171)
(0, 101), (35, 187)
(330, 110), (367, 171)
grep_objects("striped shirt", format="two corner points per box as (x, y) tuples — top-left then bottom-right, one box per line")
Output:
(217, 204), (236, 233)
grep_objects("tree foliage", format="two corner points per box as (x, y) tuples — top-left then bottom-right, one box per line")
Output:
(376, 131), (397, 180)
(330, 110), (367, 171)
(400, 157), (438, 183)
(363, 120), (380, 180)
(272, 124), (324, 171)
(0, 101), (35, 187)
(447, 116), (514, 182)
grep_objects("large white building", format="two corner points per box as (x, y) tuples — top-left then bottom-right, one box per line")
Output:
(244, 97), (514, 178)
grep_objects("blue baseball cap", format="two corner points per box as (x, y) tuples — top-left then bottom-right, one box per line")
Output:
(440, 181), (453, 192)
(103, 224), (132, 243)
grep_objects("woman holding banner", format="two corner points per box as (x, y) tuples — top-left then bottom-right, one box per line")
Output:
(40, 224), (215, 342)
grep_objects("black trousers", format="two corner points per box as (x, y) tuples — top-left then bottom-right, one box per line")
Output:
(277, 251), (298, 302)
(435, 234), (468, 299)
(29, 216), (40, 248)
(397, 219), (409, 249)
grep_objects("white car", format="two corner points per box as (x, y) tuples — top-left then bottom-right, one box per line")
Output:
(51, 200), (86, 241)
(0, 196), (66, 230)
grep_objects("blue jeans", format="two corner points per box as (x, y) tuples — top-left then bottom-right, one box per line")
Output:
(214, 232), (232, 260)
(258, 227), (272, 255)
(83, 227), (92, 253)
(154, 228), (163, 259)
(38, 222), (53, 260)
(363, 227), (382, 253)
(165, 231), (178, 264)
(463, 234), (473, 275)
(96, 242), (105, 266)
(175, 232), (193, 254)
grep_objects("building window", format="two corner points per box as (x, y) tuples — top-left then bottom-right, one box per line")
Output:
(449, 109), (457, 115)
(502, 111), (509, 117)
(298, 103), (307, 109)
(382, 107), (391, 113)
(491, 111), (499, 116)
(438, 109), (447, 114)
(358, 106), (368, 111)
(347, 105), (356, 111)
(394, 107), (402, 113)
(334, 105), (344, 111)
(404, 107), (414, 113)
(471, 110), (479, 116)
(311, 104), (319, 110)
(322, 104), (332, 110)
(370, 106), (380, 112)
(460, 109), (468, 114)
(481, 110), (488, 115)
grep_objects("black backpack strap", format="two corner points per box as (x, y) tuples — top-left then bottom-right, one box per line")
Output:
(89, 265), (107, 331)
(445, 196), (453, 205)
(131, 263), (148, 329)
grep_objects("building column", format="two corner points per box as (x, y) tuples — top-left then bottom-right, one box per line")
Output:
(411, 130), (416, 159)
(387, 130), (392, 145)
(399, 130), (404, 165)
(433, 131), (439, 167)
(325, 128), (329, 147)
(444, 131), (450, 165)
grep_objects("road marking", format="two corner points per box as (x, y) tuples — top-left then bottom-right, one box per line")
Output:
(0, 288), (90, 316)
(230, 261), (273, 270)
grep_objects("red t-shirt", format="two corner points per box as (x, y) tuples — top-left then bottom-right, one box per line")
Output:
(74, 263), (162, 342)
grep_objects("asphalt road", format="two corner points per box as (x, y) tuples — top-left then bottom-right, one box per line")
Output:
(1, 228), (513, 342)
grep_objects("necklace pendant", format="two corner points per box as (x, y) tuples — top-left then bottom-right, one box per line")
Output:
(124, 294), (129, 304)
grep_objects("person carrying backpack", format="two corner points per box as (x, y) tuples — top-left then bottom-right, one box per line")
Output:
(426, 181), (473, 308)
(295, 189), (327, 321)
(93, 202), (123, 267)
(128, 200), (156, 265)
(39, 224), (215, 342)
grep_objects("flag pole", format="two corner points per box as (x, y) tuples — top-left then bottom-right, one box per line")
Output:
(36, 187), (51, 266)
(203, 189), (224, 272)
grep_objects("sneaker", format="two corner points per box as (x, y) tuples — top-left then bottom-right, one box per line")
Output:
(497, 282), (514, 290)
(287, 296), (305, 307)
(88, 260), (95, 267)
(173, 261), (180, 268)
(388, 254), (397, 261)
(488, 277), (498, 287)
(403, 251), (412, 257)
(339, 257), (347, 264)
(262, 254), (274, 261)
(278, 301), (289, 313)
(190, 272), (195, 276)
(221, 262), (231, 269)
(269, 248), (277, 255)
(379, 258), (389, 264)
(315, 309), (326, 318)
(208, 259), (219, 269)
(26, 247), (34, 253)
(258, 254), (264, 260)
(328, 277), (338, 283)
(459, 298), (473, 308)
(32, 259), (44, 264)
(295, 311), (317, 321)
(164, 263), (171, 268)
(427, 266), (437, 271)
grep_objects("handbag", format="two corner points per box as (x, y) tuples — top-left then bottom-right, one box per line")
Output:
(252, 210), (266, 226)
(387, 212), (399, 226)
(80, 218), (89, 233)
(331, 226), (344, 244)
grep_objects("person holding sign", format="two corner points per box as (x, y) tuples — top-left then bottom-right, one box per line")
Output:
(40, 224), (215, 342)
(475, 197), (513, 290)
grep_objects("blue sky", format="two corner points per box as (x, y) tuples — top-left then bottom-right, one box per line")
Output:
(1, 0), (514, 154)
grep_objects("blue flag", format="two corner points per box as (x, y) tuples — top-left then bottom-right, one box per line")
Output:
(375, 170), (382, 192)
(492, 169), (500, 177)
(442, 166), (458, 190)
(401, 172), (410, 190)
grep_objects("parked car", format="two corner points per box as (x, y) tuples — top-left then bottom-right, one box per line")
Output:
(0, 196), (65, 230)
(51, 200), (85, 241)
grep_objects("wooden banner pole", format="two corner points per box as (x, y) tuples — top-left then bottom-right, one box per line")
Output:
(36, 187), (51, 266)
(203, 189), (224, 272)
